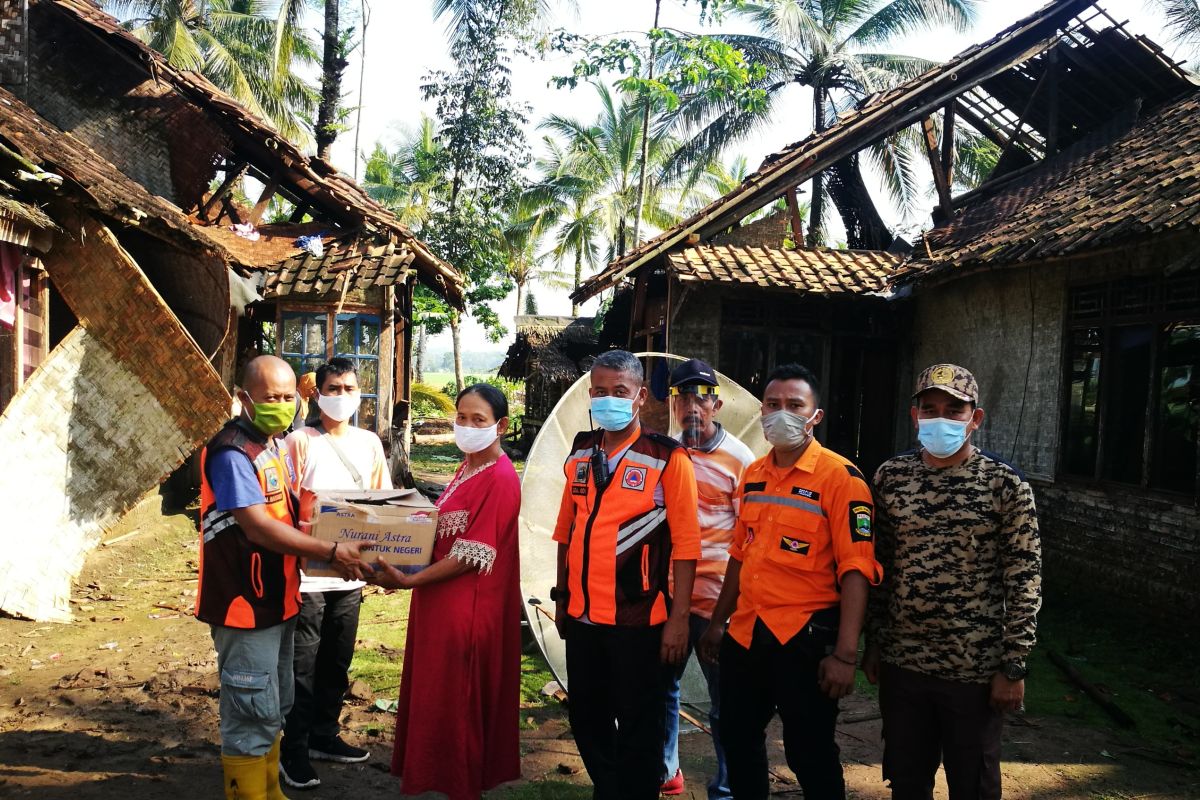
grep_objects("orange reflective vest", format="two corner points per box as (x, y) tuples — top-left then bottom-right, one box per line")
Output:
(554, 427), (700, 626)
(195, 421), (301, 629)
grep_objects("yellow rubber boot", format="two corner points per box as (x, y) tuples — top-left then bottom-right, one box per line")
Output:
(222, 753), (269, 800)
(265, 734), (289, 800)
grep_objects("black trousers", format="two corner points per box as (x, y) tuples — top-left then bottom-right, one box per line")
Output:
(282, 587), (362, 753)
(720, 613), (845, 800)
(879, 663), (1003, 800)
(565, 620), (670, 800)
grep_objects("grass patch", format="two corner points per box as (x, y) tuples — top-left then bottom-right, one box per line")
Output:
(349, 590), (411, 698)
(520, 651), (558, 707)
(1024, 579), (1200, 756)
(410, 442), (527, 478)
(410, 441), (463, 476)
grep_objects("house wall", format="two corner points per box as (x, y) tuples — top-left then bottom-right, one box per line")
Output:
(666, 283), (722, 366)
(905, 243), (1200, 615)
(26, 8), (223, 208)
(902, 264), (1066, 478)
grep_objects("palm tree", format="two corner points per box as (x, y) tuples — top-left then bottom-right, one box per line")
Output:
(533, 84), (683, 262)
(106, 0), (320, 146)
(1156, 0), (1200, 56)
(362, 116), (444, 229)
(520, 136), (602, 314)
(662, 0), (977, 246)
(500, 207), (571, 326)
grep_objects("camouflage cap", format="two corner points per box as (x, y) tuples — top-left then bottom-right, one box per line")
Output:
(913, 363), (978, 403)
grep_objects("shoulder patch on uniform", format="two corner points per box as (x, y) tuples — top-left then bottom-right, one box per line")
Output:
(791, 486), (821, 501)
(744, 481), (767, 493)
(848, 501), (873, 542)
(845, 464), (866, 481)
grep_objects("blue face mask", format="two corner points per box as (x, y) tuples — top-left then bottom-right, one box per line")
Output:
(591, 395), (636, 432)
(917, 417), (971, 458)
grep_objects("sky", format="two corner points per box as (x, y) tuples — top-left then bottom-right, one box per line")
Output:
(315, 0), (1188, 358)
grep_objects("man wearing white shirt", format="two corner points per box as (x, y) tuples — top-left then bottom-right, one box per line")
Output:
(279, 357), (391, 789)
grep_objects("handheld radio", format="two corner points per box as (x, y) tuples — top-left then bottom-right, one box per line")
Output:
(588, 411), (610, 490)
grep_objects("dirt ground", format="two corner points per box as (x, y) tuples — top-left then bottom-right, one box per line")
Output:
(0, 496), (1196, 799)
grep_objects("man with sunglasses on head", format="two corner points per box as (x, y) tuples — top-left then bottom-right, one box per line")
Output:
(658, 359), (754, 799)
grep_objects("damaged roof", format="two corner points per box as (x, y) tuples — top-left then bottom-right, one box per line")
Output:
(36, 0), (464, 305)
(0, 87), (228, 257)
(896, 88), (1200, 282)
(573, 0), (1195, 303)
(666, 245), (899, 295)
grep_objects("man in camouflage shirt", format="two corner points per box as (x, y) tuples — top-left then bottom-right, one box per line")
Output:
(864, 363), (1041, 800)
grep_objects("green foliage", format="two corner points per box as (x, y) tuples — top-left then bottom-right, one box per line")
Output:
(106, 0), (320, 146)
(551, 29), (768, 115)
(411, 382), (456, 418)
(442, 375), (523, 404)
(524, 290), (539, 315)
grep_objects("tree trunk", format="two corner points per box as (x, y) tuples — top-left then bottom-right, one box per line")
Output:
(617, 218), (627, 258)
(806, 89), (827, 248)
(450, 312), (464, 392)
(572, 247), (582, 316)
(316, 0), (345, 160)
(414, 323), (426, 384)
(514, 280), (524, 329)
(630, 0), (663, 250)
(827, 155), (893, 250)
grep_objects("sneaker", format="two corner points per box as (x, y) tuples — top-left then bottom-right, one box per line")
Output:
(279, 748), (321, 790)
(660, 769), (685, 796)
(308, 735), (370, 764)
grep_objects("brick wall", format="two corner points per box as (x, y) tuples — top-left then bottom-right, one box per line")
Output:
(1034, 480), (1199, 613)
(710, 211), (788, 250)
(0, 327), (193, 620)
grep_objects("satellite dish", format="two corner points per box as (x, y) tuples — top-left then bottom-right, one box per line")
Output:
(519, 352), (769, 701)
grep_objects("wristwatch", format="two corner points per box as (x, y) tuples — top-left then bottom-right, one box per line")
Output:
(549, 586), (568, 602)
(1002, 661), (1028, 681)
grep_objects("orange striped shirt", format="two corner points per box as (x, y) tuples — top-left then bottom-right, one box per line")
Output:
(673, 426), (755, 618)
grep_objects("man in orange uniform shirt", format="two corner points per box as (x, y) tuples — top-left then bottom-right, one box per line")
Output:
(551, 350), (701, 800)
(699, 363), (882, 799)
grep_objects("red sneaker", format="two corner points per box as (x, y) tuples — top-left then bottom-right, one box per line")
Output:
(660, 769), (685, 796)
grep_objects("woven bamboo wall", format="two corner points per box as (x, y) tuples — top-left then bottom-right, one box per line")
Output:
(0, 218), (230, 621)
(0, 327), (192, 620)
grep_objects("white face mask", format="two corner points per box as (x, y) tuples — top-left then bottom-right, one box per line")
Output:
(454, 422), (498, 454)
(317, 391), (361, 422)
(761, 409), (818, 450)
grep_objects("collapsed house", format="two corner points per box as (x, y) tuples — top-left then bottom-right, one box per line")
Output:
(573, 0), (1200, 613)
(0, 0), (463, 621)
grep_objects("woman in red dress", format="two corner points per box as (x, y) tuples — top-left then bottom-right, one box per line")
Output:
(370, 384), (522, 799)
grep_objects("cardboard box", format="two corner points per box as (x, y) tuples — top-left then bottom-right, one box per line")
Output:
(305, 488), (438, 578)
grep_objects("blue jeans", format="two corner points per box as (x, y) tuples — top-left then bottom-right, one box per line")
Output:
(663, 613), (732, 799)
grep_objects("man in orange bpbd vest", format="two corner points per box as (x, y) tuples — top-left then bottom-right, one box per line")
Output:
(699, 363), (883, 800)
(551, 350), (701, 800)
(195, 355), (373, 800)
